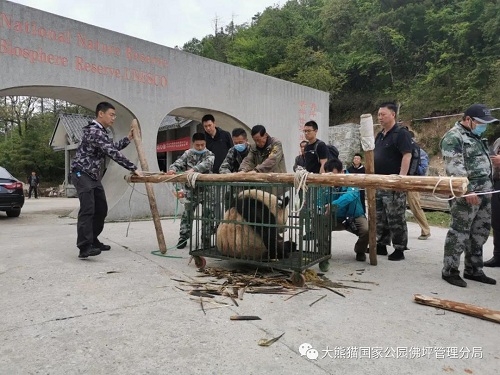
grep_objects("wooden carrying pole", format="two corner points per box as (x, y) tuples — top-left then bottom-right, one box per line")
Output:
(130, 119), (167, 254)
(360, 114), (377, 265)
(126, 170), (468, 197)
(414, 294), (500, 324)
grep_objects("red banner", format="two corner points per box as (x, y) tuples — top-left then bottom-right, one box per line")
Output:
(156, 137), (191, 152)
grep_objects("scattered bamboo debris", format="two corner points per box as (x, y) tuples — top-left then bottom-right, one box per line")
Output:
(309, 294), (327, 307)
(230, 315), (261, 321)
(413, 294), (500, 324)
(284, 289), (308, 301)
(258, 333), (285, 347)
(173, 267), (374, 315)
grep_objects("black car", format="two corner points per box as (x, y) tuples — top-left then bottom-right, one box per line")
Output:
(0, 166), (25, 217)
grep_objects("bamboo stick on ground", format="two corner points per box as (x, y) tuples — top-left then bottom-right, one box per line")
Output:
(413, 294), (500, 324)
(130, 119), (167, 254)
(127, 173), (468, 197)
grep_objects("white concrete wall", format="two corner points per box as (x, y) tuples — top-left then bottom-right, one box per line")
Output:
(0, 1), (329, 219)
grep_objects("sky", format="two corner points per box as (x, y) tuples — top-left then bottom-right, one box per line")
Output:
(9, 0), (281, 48)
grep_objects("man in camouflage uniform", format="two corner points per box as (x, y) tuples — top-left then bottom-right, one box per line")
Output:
(484, 137), (500, 267)
(440, 104), (499, 287)
(167, 133), (215, 249)
(219, 128), (249, 174)
(71, 102), (142, 259)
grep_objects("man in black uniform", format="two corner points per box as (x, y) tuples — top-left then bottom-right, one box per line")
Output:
(202, 114), (233, 173)
(374, 102), (413, 261)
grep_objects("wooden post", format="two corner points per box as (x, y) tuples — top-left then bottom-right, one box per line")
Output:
(130, 119), (167, 254)
(360, 114), (377, 265)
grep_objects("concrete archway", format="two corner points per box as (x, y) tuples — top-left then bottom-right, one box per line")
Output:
(1, 1), (329, 219)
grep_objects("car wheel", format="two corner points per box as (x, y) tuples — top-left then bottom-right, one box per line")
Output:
(6, 209), (21, 217)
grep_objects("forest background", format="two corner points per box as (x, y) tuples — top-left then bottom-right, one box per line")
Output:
(0, 0), (499, 183)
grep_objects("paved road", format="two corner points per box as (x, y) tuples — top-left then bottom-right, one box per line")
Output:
(1, 198), (499, 374)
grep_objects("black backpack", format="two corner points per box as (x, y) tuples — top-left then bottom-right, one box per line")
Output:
(390, 126), (421, 176)
(314, 140), (340, 161)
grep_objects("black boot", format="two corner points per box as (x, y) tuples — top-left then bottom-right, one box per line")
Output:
(483, 256), (500, 267)
(376, 243), (388, 255)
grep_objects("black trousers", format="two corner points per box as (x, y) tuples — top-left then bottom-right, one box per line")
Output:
(72, 172), (108, 250)
(28, 185), (38, 198)
(492, 180), (500, 256)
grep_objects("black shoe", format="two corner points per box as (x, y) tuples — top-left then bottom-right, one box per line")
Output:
(463, 272), (496, 285)
(483, 256), (500, 267)
(78, 246), (101, 259)
(177, 238), (187, 249)
(388, 249), (404, 261)
(442, 274), (467, 287)
(93, 242), (111, 251)
(356, 253), (366, 262)
(377, 244), (388, 255)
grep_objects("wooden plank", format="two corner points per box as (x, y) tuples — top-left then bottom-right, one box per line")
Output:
(414, 294), (500, 324)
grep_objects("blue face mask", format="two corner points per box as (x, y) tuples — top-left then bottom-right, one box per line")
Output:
(472, 123), (487, 136)
(192, 148), (207, 155)
(234, 143), (247, 152)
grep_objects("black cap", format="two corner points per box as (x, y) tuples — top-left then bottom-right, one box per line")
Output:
(464, 104), (499, 124)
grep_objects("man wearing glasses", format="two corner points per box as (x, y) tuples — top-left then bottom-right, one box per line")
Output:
(303, 120), (328, 173)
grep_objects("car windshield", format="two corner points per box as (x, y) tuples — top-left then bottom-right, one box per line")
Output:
(0, 167), (15, 180)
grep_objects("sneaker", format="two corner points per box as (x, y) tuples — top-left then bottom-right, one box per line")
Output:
(355, 253), (366, 262)
(177, 238), (187, 249)
(463, 272), (496, 285)
(483, 256), (500, 267)
(388, 249), (405, 261)
(78, 246), (101, 259)
(418, 234), (431, 240)
(93, 242), (111, 251)
(442, 274), (467, 287)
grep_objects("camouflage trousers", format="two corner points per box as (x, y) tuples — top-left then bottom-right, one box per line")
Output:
(442, 194), (491, 277)
(375, 190), (408, 250)
(179, 188), (216, 240)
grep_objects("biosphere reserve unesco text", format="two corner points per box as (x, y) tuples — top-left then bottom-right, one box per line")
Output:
(0, 13), (168, 88)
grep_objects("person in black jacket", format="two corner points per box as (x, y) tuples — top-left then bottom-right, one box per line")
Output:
(27, 171), (40, 199)
(202, 114), (233, 173)
(293, 141), (308, 171)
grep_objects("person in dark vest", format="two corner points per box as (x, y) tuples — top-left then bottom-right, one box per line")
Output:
(27, 171), (40, 199)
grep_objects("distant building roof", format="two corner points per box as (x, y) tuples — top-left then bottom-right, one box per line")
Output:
(158, 115), (196, 132)
(49, 113), (112, 150)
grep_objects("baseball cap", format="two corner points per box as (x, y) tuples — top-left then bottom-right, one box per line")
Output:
(464, 104), (499, 124)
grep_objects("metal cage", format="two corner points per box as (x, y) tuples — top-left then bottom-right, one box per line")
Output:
(187, 181), (333, 279)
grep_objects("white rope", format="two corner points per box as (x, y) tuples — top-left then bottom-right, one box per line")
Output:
(186, 171), (201, 189)
(431, 175), (500, 201)
(291, 168), (310, 214)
